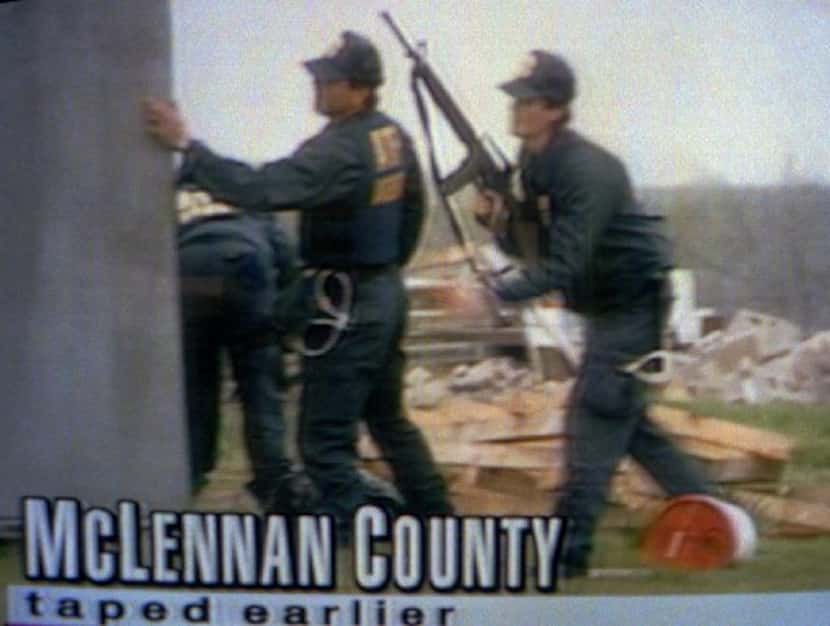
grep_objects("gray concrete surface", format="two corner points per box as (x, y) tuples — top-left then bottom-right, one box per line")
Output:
(0, 0), (188, 520)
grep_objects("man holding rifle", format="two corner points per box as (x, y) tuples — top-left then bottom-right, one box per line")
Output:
(144, 31), (452, 537)
(476, 51), (712, 577)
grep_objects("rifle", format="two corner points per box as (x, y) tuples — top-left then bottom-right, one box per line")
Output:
(380, 11), (519, 277)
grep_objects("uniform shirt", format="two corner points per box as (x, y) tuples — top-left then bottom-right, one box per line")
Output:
(177, 109), (425, 268)
(494, 128), (672, 314)
(179, 211), (296, 278)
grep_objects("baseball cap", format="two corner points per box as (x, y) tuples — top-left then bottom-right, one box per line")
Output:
(499, 50), (576, 104)
(303, 31), (384, 86)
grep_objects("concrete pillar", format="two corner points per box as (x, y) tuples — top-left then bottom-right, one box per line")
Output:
(0, 0), (188, 518)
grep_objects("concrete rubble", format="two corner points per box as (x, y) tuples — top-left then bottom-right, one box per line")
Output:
(365, 354), (830, 536)
(407, 306), (830, 406)
(384, 286), (830, 536)
(669, 310), (830, 405)
(379, 259), (830, 535)
(366, 352), (830, 536)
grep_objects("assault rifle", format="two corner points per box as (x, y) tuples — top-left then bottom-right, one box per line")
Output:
(380, 11), (520, 273)
(381, 12), (514, 199)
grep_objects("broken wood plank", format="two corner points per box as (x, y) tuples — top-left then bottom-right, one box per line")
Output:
(762, 523), (828, 538)
(730, 489), (830, 533)
(433, 441), (563, 470)
(410, 397), (515, 427)
(466, 466), (562, 497)
(460, 412), (566, 444)
(492, 387), (572, 417)
(406, 325), (527, 345)
(675, 439), (787, 483)
(611, 490), (667, 519)
(361, 434), (563, 470)
(650, 404), (796, 460)
(451, 484), (552, 516)
(407, 245), (471, 272)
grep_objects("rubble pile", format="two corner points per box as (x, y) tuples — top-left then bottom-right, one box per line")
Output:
(360, 261), (830, 535)
(404, 254), (830, 405)
(359, 352), (830, 536)
(671, 309), (830, 405)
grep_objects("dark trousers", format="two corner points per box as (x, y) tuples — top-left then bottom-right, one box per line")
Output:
(179, 235), (290, 503)
(299, 267), (452, 525)
(554, 280), (711, 568)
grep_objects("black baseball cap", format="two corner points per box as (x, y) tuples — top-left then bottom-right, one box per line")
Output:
(303, 31), (384, 86)
(499, 51), (576, 105)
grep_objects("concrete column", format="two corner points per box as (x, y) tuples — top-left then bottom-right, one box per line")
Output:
(0, 0), (188, 518)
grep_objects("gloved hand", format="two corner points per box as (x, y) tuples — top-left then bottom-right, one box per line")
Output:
(484, 267), (566, 306)
(472, 190), (508, 235)
(483, 266), (528, 302)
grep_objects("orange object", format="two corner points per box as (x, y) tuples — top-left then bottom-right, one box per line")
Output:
(640, 495), (756, 570)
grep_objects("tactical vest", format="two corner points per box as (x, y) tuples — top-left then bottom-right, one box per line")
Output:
(301, 114), (409, 268)
(507, 155), (551, 264)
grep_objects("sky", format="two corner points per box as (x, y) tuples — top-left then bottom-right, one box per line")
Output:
(171, 0), (830, 187)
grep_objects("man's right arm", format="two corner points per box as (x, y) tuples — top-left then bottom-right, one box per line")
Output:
(490, 148), (618, 305)
(472, 190), (524, 258)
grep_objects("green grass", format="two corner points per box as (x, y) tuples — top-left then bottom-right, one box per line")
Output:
(555, 398), (830, 596)
(566, 530), (830, 595)
(2, 400), (828, 601)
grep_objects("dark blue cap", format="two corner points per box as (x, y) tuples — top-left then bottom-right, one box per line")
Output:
(499, 51), (576, 104)
(304, 31), (384, 86)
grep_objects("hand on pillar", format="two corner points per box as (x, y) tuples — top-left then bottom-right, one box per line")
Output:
(142, 98), (191, 151)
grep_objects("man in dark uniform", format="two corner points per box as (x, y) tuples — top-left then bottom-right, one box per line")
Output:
(144, 31), (452, 533)
(176, 187), (311, 514)
(476, 51), (712, 577)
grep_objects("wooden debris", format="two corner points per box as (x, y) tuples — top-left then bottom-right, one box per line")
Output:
(650, 404), (796, 461)
(356, 358), (829, 535)
(493, 386), (572, 416)
(452, 484), (552, 516)
(675, 438), (786, 483)
(731, 490), (830, 533)
(465, 466), (561, 497)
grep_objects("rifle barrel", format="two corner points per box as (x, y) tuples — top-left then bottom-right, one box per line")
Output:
(380, 11), (416, 58)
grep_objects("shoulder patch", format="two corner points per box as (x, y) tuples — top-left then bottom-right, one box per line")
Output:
(371, 172), (406, 205)
(370, 125), (403, 171)
(176, 189), (236, 225)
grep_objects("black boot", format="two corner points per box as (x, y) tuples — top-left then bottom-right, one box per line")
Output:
(264, 466), (320, 515)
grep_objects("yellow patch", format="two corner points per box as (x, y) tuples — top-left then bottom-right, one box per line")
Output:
(370, 125), (403, 171)
(176, 189), (236, 225)
(371, 172), (406, 205)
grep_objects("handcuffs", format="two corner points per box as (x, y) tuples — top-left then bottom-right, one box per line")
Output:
(299, 269), (354, 357)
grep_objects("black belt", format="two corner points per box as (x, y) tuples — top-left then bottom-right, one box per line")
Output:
(305, 263), (397, 279)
